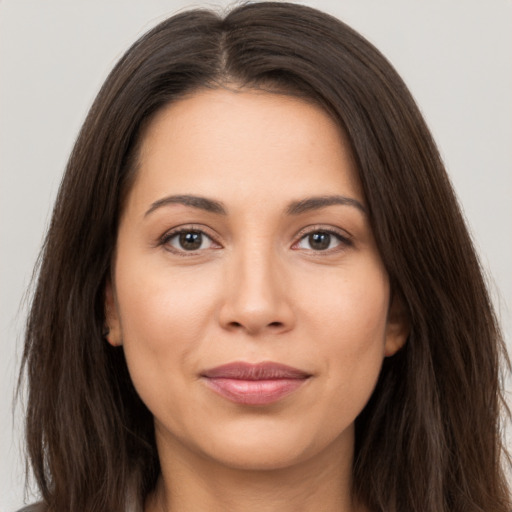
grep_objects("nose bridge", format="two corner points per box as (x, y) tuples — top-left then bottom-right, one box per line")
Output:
(237, 238), (278, 303)
(220, 235), (293, 334)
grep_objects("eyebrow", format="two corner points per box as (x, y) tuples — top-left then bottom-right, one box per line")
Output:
(144, 193), (366, 218)
(286, 195), (367, 216)
(145, 194), (227, 217)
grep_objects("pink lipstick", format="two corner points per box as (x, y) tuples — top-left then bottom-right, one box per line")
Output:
(201, 362), (311, 405)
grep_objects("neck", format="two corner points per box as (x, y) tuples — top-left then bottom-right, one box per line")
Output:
(145, 427), (364, 512)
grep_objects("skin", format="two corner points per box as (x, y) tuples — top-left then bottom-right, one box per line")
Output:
(105, 88), (408, 512)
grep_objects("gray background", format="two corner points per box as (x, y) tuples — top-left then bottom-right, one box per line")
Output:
(1, 0), (511, 509)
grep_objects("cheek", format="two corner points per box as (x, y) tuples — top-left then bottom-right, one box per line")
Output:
(301, 257), (390, 346)
(299, 261), (389, 413)
(116, 252), (220, 337)
(113, 256), (221, 410)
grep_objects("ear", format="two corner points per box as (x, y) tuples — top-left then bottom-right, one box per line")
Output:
(104, 279), (122, 347)
(384, 293), (409, 357)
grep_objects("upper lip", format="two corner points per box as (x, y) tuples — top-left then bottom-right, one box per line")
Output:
(201, 361), (311, 380)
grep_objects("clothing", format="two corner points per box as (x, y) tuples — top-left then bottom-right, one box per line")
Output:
(16, 500), (141, 512)
(15, 506), (46, 512)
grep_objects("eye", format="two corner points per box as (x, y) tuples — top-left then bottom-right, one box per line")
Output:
(163, 229), (217, 252)
(294, 230), (350, 251)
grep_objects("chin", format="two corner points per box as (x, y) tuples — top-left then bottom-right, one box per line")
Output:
(190, 419), (353, 473)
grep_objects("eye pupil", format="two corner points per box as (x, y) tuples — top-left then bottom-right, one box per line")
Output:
(179, 231), (202, 250)
(309, 232), (330, 250)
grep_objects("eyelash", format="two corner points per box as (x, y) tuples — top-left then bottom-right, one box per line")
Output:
(158, 225), (220, 255)
(292, 226), (353, 253)
(158, 225), (353, 255)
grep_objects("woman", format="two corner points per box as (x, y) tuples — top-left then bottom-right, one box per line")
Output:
(17, 2), (510, 511)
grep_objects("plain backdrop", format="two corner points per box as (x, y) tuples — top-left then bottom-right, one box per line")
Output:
(1, 0), (511, 509)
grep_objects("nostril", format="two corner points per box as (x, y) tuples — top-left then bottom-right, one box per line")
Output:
(226, 320), (284, 331)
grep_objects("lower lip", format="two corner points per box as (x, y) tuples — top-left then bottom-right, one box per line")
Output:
(203, 377), (308, 405)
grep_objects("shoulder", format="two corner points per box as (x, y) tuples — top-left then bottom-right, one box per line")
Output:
(15, 504), (46, 512)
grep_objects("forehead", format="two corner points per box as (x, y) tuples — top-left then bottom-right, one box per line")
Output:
(128, 88), (363, 210)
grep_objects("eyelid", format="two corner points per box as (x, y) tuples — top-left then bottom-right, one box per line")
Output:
(156, 223), (353, 254)
(291, 224), (353, 251)
(158, 224), (223, 253)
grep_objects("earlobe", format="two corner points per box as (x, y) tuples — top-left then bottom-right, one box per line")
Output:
(384, 293), (410, 357)
(104, 280), (122, 347)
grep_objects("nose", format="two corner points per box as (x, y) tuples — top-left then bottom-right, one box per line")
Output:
(218, 244), (295, 336)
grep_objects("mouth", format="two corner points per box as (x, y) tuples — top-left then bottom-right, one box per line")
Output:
(200, 361), (311, 406)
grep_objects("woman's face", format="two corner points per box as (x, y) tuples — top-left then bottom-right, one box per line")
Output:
(106, 88), (407, 472)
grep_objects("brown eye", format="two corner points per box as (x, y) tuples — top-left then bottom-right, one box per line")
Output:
(308, 232), (331, 250)
(295, 230), (349, 252)
(166, 230), (214, 252)
(179, 232), (203, 250)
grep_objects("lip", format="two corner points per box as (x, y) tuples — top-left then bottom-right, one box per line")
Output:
(201, 362), (311, 406)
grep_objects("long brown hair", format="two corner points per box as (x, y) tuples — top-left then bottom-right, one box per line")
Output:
(20, 2), (510, 511)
